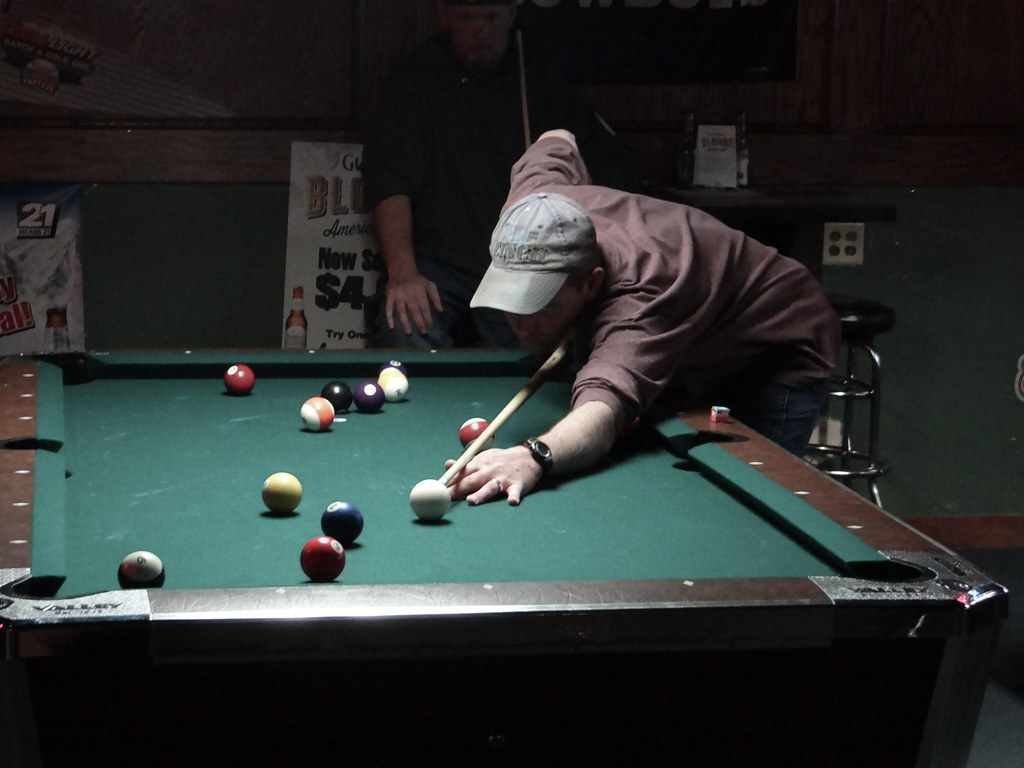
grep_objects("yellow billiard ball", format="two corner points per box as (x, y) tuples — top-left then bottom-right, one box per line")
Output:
(262, 472), (303, 514)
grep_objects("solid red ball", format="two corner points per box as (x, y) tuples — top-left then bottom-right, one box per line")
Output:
(459, 417), (491, 448)
(300, 536), (346, 582)
(224, 364), (255, 395)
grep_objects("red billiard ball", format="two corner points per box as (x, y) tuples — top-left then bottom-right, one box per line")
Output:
(301, 396), (335, 432)
(224, 364), (255, 395)
(353, 380), (385, 413)
(300, 536), (346, 582)
(459, 417), (493, 449)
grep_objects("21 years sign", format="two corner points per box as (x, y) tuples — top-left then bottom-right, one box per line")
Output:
(0, 184), (84, 355)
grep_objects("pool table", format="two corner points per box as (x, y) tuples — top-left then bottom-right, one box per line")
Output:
(0, 351), (1008, 767)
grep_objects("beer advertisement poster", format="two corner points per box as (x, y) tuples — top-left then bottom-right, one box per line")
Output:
(0, 183), (84, 355)
(283, 142), (382, 350)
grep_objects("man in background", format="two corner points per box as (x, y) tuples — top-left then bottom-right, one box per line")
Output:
(362, 0), (635, 349)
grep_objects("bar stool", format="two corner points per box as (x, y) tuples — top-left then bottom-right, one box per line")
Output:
(806, 294), (895, 507)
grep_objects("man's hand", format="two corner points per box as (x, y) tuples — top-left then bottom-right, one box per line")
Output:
(445, 397), (618, 508)
(384, 272), (443, 336)
(373, 194), (443, 336)
(445, 444), (542, 506)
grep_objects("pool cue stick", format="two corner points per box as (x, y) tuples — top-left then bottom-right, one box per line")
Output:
(438, 339), (571, 486)
(516, 29), (530, 151)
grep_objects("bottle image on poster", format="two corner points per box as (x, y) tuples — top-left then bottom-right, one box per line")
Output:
(44, 306), (70, 352)
(284, 286), (307, 350)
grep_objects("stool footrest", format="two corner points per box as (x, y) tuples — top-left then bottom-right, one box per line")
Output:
(805, 445), (887, 480)
(821, 464), (887, 481)
(826, 376), (875, 399)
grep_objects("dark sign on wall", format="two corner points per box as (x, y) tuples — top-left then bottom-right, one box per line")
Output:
(516, 0), (798, 85)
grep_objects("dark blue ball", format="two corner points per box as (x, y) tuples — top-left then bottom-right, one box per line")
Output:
(321, 501), (364, 546)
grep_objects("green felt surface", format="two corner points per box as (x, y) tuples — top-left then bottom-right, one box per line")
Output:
(28, 449), (66, 578)
(30, 353), (879, 597)
(686, 443), (887, 571)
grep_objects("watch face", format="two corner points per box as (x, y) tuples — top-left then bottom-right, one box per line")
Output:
(526, 438), (552, 469)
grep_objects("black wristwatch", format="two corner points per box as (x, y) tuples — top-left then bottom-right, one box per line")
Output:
(521, 437), (553, 475)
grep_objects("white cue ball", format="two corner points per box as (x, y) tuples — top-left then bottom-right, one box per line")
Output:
(409, 479), (451, 521)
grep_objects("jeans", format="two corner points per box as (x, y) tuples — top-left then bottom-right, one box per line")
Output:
(722, 381), (827, 457)
(371, 258), (520, 350)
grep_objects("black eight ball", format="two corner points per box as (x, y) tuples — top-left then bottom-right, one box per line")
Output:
(320, 381), (353, 413)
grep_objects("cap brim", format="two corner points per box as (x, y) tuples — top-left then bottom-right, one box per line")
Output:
(470, 264), (569, 314)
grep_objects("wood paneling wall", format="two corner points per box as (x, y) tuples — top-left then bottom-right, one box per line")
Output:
(1, 0), (1021, 185)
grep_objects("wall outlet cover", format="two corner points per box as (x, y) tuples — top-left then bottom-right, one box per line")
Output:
(823, 222), (865, 266)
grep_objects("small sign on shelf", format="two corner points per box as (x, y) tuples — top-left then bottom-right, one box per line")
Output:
(693, 125), (738, 188)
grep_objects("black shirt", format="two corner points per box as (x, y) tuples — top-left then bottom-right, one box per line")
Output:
(362, 33), (633, 291)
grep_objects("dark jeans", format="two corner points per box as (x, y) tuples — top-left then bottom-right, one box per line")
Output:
(371, 258), (519, 350)
(723, 381), (827, 456)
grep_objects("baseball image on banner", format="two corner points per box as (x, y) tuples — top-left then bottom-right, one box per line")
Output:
(0, 183), (84, 355)
(283, 142), (383, 350)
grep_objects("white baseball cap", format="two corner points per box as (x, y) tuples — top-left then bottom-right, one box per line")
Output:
(471, 192), (596, 314)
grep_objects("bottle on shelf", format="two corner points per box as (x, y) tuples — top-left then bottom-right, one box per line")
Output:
(284, 286), (308, 350)
(735, 112), (749, 188)
(675, 111), (697, 188)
